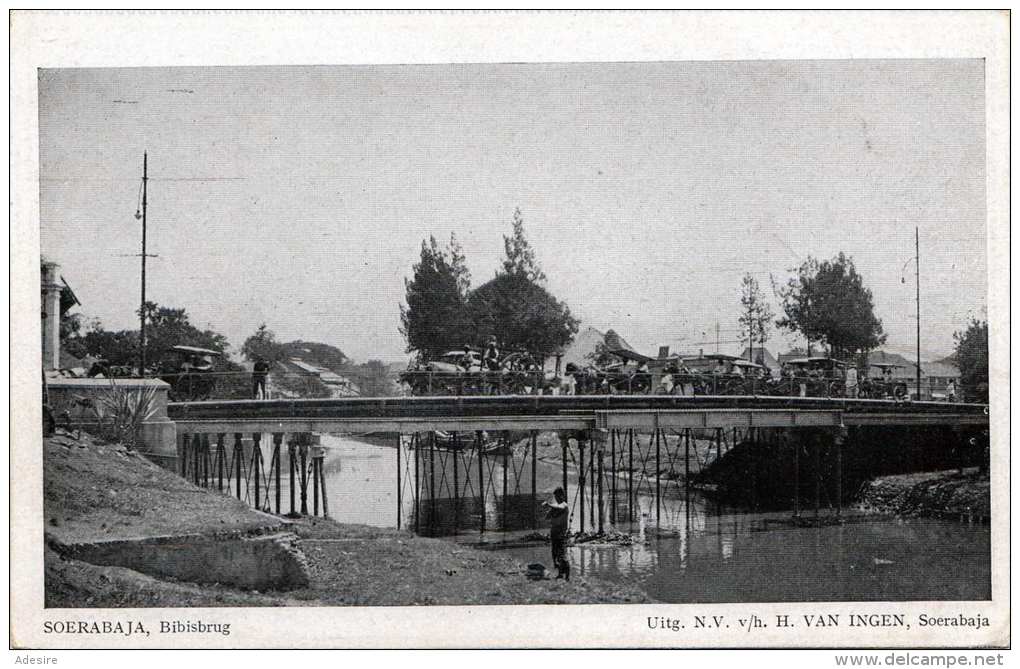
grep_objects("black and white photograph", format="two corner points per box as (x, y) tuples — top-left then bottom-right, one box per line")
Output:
(10, 10), (1009, 653)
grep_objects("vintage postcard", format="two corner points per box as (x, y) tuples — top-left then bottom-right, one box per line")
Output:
(9, 10), (1010, 652)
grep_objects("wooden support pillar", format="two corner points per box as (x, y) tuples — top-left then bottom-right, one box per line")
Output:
(312, 454), (320, 516)
(502, 437), (509, 529)
(628, 429), (634, 523)
(560, 435), (568, 501)
(836, 428), (845, 517)
(578, 438), (585, 534)
(299, 438), (309, 515)
(273, 433), (283, 514)
(320, 454), (329, 518)
(192, 435), (199, 485)
(655, 428), (662, 527)
(793, 431), (800, 518)
(453, 432), (460, 532)
(750, 427), (758, 512)
(414, 434), (421, 533)
(597, 436), (604, 534)
(288, 439), (296, 515)
(429, 432), (437, 531)
(589, 437), (596, 530)
(477, 431), (485, 534)
(610, 429), (617, 525)
(216, 433), (225, 492)
(233, 433), (243, 500)
(253, 432), (262, 511)
(813, 431), (821, 521)
(396, 434), (402, 530)
(531, 431), (538, 530)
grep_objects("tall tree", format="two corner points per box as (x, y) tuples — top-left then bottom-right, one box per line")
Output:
(241, 324), (285, 363)
(400, 236), (472, 359)
(469, 273), (578, 356)
(469, 208), (577, 355)
(501, 208), (546, 283)
(738, 273), (774, 362)
(954, 319), (988, 402)
(448, 232), (472, 296)
(777, 253), (886, 360)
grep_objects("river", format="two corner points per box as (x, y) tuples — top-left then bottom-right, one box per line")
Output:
(308, 434), (990, 603)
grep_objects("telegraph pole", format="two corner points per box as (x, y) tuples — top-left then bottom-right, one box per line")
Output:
(915, 226), (921, 399)
(138, 151), (148, 377)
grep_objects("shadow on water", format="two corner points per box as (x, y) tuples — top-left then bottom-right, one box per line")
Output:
(314, 433), (991, 603)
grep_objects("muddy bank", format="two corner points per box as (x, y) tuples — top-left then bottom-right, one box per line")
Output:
(857, 469), (990, 521)
(44, 430), (648, 607)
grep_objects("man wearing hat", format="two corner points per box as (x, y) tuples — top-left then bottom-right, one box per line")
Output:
(483, 336), (500, 372)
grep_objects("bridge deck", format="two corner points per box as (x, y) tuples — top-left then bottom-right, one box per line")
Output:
(168, 395), (989, 433)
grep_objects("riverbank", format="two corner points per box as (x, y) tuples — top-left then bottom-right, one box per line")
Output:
(44, 431), (648, 607)
(857, 469), (990, 521)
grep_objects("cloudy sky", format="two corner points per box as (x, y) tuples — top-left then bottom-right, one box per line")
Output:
(39, 60), (986, 363)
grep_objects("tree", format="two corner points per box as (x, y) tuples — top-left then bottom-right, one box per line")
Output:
(469, 272), (578, 356)
(777, 253), (886, 360)
(241, 324), (286, 363)
(501, 208), (546, 283)
(954, 319), (988, 402)
(137, 301), (230, 367)
(400, 236), (473, 359)
(738, 273), (774, 362)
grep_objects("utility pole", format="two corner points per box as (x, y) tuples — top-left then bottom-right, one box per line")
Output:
(915, 226), (921, 399)
(138, 151), (148, 377)
(715, 322), (720, 353)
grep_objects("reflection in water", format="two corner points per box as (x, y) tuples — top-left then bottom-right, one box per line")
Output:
(313, 434), (991, 603)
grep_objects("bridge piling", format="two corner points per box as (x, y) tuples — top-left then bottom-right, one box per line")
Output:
(628, 429), (634, 523)
(288, 439), (296, 515)
(655, 428), (661, 528)
(793, 430), (800, 518)
(560, 435), (568, 509)
(396, 434), (402, 530)
(312, 453), (319, 516)
(502, 438), (508, 528)
(476, 431), (484, 534)
(233, 433), (243, 500)
(216, 433), (225, 492)
(253, 433), (261, 511)
(813, 432), (821, 521)
(454, 432), (462, 532)
(414, 433), (421, 534)
(597, 439), (604, 534)
(610, 430), (617, 526)
(299, 439), (308, 515)
(273, 433), (282, 514)
(530, 431), (537, 530)
(578, 439), (585, 534)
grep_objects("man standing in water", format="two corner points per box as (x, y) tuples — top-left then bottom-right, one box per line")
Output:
(543, 487), (571, 580)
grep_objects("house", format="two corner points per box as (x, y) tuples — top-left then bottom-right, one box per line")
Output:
(922, 358), (962, 400)
(546, 326), (638, 372)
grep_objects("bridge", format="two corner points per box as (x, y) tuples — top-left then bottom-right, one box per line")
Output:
(168, 394), (989, 433)
(166, 394), (989, 536)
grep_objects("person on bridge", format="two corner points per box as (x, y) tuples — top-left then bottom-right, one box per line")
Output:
(845, 365), (859, 398)
(543, 487), (571, 580)
(483, 337), (500, 372)
(252, 356), (271, 399)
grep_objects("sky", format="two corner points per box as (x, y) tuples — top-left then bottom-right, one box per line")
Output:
(38, 60), (986, 364)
